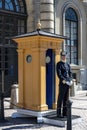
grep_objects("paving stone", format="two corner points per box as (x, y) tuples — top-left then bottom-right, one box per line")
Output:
(0, 91), (87, 130)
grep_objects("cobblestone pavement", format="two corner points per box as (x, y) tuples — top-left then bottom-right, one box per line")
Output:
(0, 91), (87, 130)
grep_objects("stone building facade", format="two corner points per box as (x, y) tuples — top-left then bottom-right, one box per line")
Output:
(25, 0), (87, 90)
(26, 0), (87, 64)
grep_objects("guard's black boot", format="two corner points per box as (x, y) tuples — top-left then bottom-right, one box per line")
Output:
(57, 109), (64, 118)
(57, 115), (64, 118)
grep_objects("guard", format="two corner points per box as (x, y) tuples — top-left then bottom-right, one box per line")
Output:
(56, 51), (73, 118)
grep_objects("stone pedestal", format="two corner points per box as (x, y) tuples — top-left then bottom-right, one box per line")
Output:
(10, 84), (18, 109)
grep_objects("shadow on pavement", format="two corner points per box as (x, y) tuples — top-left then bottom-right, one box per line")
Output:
(0, 117), (56, 130)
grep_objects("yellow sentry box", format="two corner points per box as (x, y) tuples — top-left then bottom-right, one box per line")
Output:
(13, 30), (66, 111)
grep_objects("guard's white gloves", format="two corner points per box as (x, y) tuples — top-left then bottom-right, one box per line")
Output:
(66, 80), (73, 86)
(62, 80), (66, 84)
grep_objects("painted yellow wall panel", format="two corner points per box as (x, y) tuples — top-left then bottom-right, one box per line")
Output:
(24, 50), (33, 108)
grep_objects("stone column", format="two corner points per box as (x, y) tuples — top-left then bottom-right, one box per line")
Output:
(26, 0), (35, 32)
(40, 0), (54, 33)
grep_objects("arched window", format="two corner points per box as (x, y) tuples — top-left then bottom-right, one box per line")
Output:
(65, 8), (78, 64)
(0, 0), (27, 96)
(0, 0), (26, 13)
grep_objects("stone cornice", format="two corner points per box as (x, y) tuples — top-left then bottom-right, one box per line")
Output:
(13, 35), (63, 50)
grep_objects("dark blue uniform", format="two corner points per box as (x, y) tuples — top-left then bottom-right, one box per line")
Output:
(56, 61), (72, 117)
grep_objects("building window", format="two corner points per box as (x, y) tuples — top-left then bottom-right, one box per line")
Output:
(0, 0), (25, 13)
(65, 8), (78, 64)
(0, 0), (27, 76)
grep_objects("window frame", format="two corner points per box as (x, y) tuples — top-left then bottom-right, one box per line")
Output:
(65, 8), (78, 64)
(0, 0), (27, 75)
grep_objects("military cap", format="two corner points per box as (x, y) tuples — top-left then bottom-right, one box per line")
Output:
(60, 51), (67, 56)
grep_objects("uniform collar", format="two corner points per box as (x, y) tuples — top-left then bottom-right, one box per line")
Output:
(61, 60), (66, 63)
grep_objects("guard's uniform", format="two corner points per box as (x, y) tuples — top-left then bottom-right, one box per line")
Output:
(56, 60), (72, 117)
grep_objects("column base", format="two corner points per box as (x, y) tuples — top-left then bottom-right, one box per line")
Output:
(18, 103), (48, 111)
(30, 104), (48, 111)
